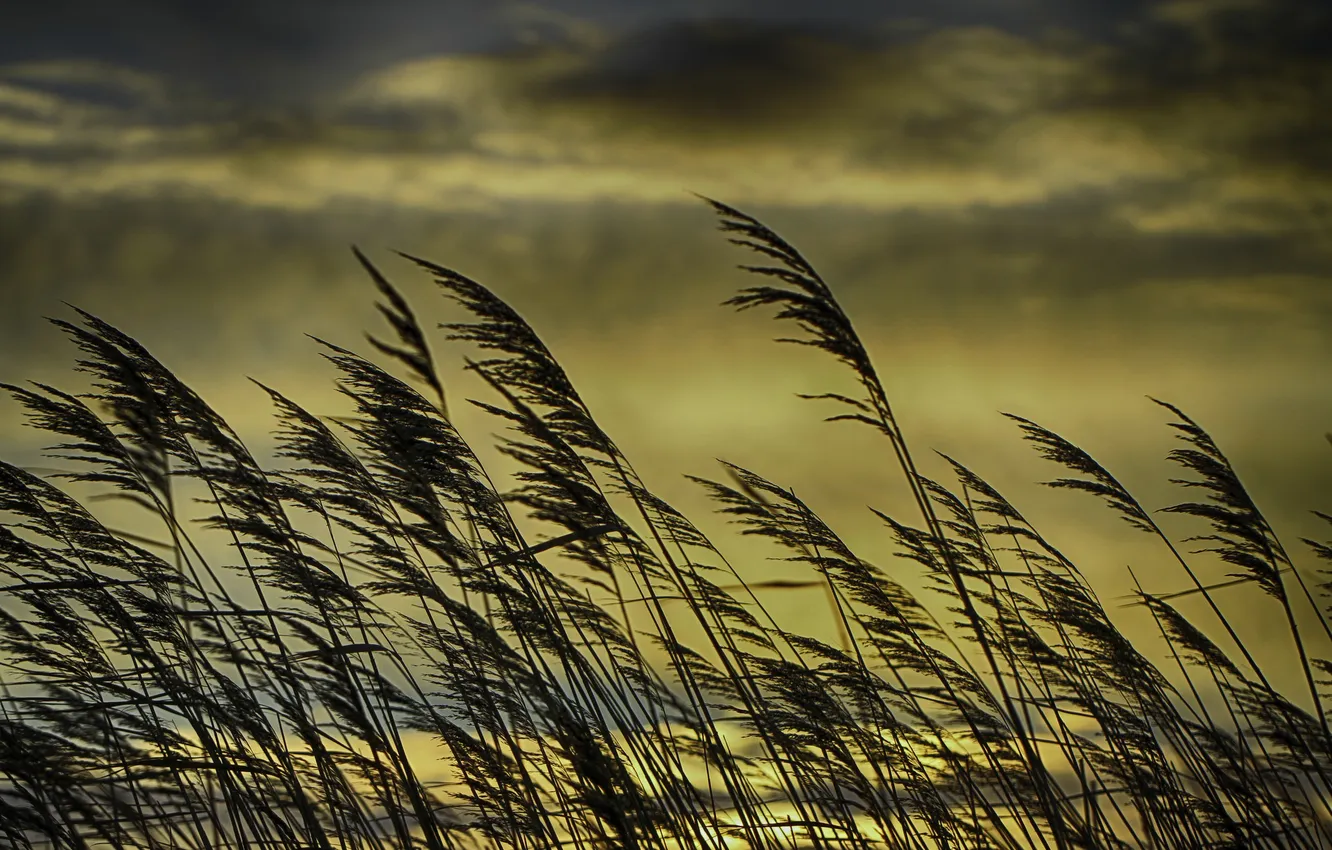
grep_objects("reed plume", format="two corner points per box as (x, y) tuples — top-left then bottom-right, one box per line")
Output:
(0, 199), (1326, 850)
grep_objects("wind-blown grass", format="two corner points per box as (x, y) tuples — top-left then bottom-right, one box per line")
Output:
(0, 198), (1329, 850)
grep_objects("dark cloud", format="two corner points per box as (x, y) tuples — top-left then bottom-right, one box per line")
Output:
(533, 19), (877, 134)
(0, 0), (1217, 109)
(3, 0), (505, 103)
(1084, 0), (1332, 177)
(523, 18), (1054, 159)
(522, 0), (1332, 167)
(3, 0), (1328, 225)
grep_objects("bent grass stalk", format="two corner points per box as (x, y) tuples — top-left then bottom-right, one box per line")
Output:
(0, 199), (1328, 849)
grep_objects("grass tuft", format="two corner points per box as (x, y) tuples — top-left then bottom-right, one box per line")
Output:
(0, 199), (1328, 849)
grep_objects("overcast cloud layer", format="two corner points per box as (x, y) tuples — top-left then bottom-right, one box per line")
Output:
(2, 0), (1330, 675)
(2, 0), (1329, 216)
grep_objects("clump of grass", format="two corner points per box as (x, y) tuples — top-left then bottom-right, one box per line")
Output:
(0, 198), (1329, 850)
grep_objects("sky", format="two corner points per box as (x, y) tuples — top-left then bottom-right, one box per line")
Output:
(2, 0), (1331, 683)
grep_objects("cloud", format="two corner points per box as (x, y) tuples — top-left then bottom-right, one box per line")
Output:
(0, 3), (1325, 231)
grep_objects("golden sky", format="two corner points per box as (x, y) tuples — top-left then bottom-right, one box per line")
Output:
(2, 0), (1331, 683)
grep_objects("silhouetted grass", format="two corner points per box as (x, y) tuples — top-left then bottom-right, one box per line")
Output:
(1, 199), (1329, 849)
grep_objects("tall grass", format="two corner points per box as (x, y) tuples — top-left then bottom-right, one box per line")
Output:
(0, 198), (1328, 849)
